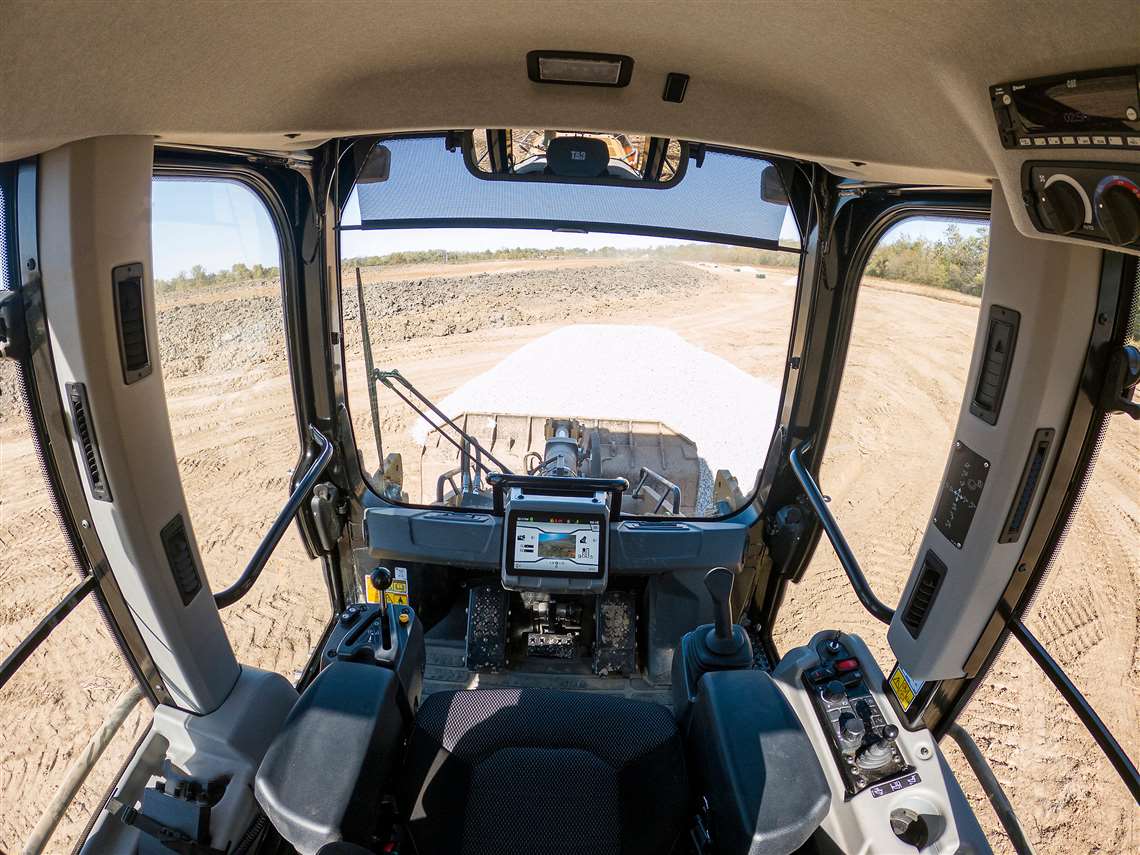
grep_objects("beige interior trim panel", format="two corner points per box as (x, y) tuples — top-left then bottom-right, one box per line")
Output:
(37, 135), (239, 713)
(887, 182), (1102, 679)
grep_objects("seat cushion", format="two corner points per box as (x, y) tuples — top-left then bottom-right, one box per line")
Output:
(401, 688), (689, 855)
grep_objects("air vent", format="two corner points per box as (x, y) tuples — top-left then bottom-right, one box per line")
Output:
(901, 550), (947, 638)
(112, 262), (151, 384)
(999, 428), (1055, 543)
(65, 382), (111, 502)
(160, 514), (202, 606)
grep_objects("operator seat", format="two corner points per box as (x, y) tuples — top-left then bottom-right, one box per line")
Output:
(400, 688), (690, 855)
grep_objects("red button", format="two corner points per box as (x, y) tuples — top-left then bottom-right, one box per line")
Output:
(835, 658), (859, 672)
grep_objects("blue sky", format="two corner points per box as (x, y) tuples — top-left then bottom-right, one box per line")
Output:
(151, 179), (988, 280)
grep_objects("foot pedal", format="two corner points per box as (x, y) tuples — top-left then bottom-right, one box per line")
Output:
(593, 590), (637, 676)
(465, 585), (509, 671)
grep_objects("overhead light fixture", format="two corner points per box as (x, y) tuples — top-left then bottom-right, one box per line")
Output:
(527, 51), (633, 87)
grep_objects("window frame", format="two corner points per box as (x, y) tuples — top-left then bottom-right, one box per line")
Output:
(335, 134), (808, 523)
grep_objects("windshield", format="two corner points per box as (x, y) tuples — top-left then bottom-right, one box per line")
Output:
(340, 134), (801, 517)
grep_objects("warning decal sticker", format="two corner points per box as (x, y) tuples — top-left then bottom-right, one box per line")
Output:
(888, 663), (925, 712)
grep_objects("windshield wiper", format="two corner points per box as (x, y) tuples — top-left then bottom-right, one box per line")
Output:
(372, 369), (512, 479)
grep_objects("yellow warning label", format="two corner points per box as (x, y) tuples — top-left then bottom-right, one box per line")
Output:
(385, 578), (409, 606)
(366, 567), (409, 606)
(889, 665), (921, 711)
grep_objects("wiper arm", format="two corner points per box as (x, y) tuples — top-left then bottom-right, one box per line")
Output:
(374, 368), (513, 477)
(355, 268), (385, 466)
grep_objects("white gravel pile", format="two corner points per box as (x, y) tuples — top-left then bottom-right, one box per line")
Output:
(412, 324), (780, 486)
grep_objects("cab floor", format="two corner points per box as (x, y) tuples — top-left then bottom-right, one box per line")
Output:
(422, 638), (674, 705)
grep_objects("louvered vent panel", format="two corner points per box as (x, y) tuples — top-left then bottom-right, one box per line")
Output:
(902, 551), (946, 638)
(66, 382), (111, 502)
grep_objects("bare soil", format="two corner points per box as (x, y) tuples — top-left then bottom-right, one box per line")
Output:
(1, 260), (1135, 853)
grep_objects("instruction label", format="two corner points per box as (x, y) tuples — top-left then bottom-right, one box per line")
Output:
(365, 566), (410, 606)
(888, 663), (924, 712)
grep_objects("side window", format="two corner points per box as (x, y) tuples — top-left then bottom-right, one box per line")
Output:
(151, 178), (326, 677)
(774, 217), (989, 666)
(1, 177), (149, 853)
(946, 280), (1139, 854)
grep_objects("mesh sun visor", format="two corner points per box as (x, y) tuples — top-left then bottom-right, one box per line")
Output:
(354, 136), (791, 248)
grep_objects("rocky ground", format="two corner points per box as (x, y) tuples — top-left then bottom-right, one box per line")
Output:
(0, 259), (1135, 853)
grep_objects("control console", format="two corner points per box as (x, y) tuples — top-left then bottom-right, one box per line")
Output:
(803, 635), (910, 796)
(1025, 162), (1140, 249)
(773, 631), (991, 853)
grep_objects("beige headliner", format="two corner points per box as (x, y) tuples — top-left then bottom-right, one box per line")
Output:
(3, 1), (1139, 238)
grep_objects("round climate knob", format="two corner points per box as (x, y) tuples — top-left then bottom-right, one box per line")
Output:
(1039, 179), (1086, 235)
(1095, 176), (1140, 246)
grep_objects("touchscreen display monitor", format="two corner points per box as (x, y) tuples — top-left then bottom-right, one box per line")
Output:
(509, 512), (603, 576)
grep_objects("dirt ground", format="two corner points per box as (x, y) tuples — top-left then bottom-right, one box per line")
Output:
(1, 259), (1136, 853)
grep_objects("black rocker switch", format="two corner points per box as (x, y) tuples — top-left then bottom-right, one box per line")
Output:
(704, 567), (744, 655)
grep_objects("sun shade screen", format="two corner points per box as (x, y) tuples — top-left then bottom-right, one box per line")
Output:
(355, 136), (790, 247)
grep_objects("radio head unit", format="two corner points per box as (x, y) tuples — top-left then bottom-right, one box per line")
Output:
(501, 486), (610, 594)
(991, 66), (1140, 151)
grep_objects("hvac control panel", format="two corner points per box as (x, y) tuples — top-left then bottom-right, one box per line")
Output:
(804, 636), (912, 797)
(1025, 162), (1140, 250)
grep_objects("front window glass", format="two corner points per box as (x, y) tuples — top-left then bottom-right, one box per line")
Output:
(342, 218), (800, 515)
(341, 134), (801, 517)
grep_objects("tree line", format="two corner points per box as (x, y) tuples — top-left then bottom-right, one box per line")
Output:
(154, 225), (989, 296)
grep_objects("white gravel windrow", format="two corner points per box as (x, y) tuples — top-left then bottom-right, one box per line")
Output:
(411, 324), (780, 484)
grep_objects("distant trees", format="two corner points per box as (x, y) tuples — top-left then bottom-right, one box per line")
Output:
(865, 225), (988, 296)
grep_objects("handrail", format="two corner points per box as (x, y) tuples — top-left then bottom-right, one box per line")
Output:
(375, 369), (512, 476)
(487, 472), (628, 517)
(788, 442), (895, 624)
(944, 723), (1034, 855)
(214, 426), (334, 608)
(0, 574), (97, 690)
(1008, 617), (1140, 803)
(632, 466), (682, 515)
(789, 443), (1140, 803)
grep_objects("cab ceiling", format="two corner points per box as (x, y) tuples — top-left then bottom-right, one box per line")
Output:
(2, 0), (1138, 190)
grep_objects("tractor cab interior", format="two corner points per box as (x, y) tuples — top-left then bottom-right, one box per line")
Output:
(2, 5), (1139, 855)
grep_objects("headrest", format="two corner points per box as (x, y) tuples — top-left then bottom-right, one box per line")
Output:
(544, 136), (610, 178)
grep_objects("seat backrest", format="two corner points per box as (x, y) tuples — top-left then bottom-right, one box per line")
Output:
(401, 688), (689, 855)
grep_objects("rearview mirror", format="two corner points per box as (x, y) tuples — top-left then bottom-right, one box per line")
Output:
(760, 164), (789, 205)
(356, 145), (391, 185)
(465, 131), (688, 188)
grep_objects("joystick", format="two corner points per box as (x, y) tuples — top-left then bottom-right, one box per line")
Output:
(672, 567), (755, 722)
(704, 567), (746, 655)
(370, 566), (394, 593)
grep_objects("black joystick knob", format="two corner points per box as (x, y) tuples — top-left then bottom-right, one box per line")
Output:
(822, 679), (847, 704)
(703, 567), (742, 655)
(370, 566), (393, 592)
